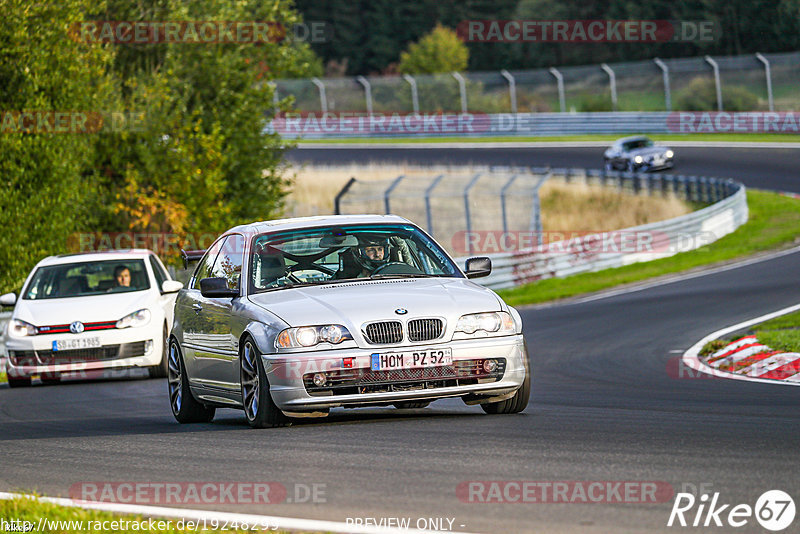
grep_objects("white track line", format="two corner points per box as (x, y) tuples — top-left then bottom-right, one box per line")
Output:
(297, 141), (800, 150)
(0, 492), (476, 534)
(530, 246), (800, 309)
(681, 303), (800, 386)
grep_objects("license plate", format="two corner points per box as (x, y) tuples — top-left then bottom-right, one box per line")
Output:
(52, 337), (101, 352)
(371, 348), (453, 371)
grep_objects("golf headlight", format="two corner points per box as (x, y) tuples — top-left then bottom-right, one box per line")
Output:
(454, 312), (515, 337)
(9, 319), (37, 337)
(116, 309), (151, 329)
(665, 150), (674, 158)
(276, 325), (352, 349)
(634, 155), (643, 164)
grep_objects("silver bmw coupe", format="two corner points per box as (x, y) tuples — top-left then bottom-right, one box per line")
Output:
(169, 215), (530, 428)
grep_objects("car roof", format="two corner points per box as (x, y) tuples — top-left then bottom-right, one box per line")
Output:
(224, 214), (414, 237)
(616, 135), (651, 144)
(36, 249), (155, 267)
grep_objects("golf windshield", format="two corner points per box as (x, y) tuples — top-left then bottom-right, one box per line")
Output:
(249, 224), (461, 292)
(23, 259), (150, 299)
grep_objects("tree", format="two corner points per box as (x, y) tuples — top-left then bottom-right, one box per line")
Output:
(398, 24), (468, 75)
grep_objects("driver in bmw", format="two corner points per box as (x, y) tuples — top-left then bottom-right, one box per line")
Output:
(353, 235), (389, 277)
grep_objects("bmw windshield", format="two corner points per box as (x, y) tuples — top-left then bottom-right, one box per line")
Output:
(249, 224), (461, 293)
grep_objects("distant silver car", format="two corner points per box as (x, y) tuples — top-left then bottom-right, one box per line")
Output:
(603, 136), (674, 172)
(168, 215), (530, 428)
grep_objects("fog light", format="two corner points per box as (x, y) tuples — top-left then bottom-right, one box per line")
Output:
(482, 359), (498, 373)
(144, 340), (154, 355)
(312, 373), (327, 387)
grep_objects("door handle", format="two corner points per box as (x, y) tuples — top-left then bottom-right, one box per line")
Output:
(192, 303), (203, 314)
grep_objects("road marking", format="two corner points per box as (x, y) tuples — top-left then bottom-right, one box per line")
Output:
(528, 245), (800, 309)
(681, 303), (800, 386)
(0, 492), (476, 534)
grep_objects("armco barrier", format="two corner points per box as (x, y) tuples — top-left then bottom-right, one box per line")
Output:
(0, 311), (10, 364)
(452, 169), (747, 289)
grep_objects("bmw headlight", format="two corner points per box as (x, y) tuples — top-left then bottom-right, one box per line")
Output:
(116, 309), (151, 329)
(634, 155), (644, 164)
(665, 150), (674, 158)
(9, 319), (37, 337)
(276, 325), (353, 349)
(454, 312), (515, 338)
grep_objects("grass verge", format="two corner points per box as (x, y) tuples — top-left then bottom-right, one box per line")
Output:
(700, 309), (800, 356)
(0, 495), (307, 534)
(498, 189), (800, 307)
(299, 133), (800, 144)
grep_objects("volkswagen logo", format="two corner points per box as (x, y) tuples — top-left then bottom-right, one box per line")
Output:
(395, 308), (408, 315)
(69, 321), (85, 334)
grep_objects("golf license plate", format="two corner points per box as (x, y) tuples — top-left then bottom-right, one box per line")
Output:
(52, 337), (101, 352)
(371, 348), (452, 371)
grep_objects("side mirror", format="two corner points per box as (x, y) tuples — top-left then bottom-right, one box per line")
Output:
(161, 280), (183, 294)
(199, 277), (238, 299)
(0, 292), (17, 307)
(464, 257), (492, 279)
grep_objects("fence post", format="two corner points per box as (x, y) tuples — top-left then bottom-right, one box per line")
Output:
(755, 53), (775, 112)
(311, 77), (328, 113)
(270, 82), (279, 116)
(501, 69), (517, 114)
(356, 76), (373, 115)
(654, 58), (671, 111)
(384, 175), (406, 214)
(704, 56), (723, 111)
(403, 74), (420, 114)
(425, 174), (445, 235)
(531, 172), (549, 248)
(549, 67), (566, 113)
(334, 177), (357, 215)
(452, 72), (468, 113)
(600, 63), (618, 111)
(463, 173), (483, 254)
(500, 173), (519, 234)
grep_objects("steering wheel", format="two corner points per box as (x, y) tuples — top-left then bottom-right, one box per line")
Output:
(372, 262), (424, 275)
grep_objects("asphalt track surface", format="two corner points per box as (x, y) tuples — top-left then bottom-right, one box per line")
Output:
(2, 145), (800, 533)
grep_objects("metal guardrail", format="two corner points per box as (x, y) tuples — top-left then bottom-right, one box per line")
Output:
(0, 311), (10, 365)
(335, 167), (747, 290)
(274, 51), (800, 116)
(453, 169), (748, 290)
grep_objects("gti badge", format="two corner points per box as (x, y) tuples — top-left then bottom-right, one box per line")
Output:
(395, 308), (408, 315)
(70, 321), (85, 334)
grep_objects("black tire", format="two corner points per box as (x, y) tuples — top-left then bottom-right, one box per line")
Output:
(40, 372), (61, 385)
(240, 337), (289, 428)
(149, 325), (169, 378)
(481, 343), (531, 415)
(393, 401), (430, 409)
(7, 375), (32, 388)
(168, 339), (215, 423)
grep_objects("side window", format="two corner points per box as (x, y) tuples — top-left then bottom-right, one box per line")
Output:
(149, 255), (168, 290)
(210, 234), (244, 291)
(191, 239), (224, 289)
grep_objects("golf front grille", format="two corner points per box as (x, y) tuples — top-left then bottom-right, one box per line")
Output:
(9, 341), (148, 366)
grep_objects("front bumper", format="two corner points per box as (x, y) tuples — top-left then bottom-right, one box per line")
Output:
(263, 335), (527, 411)
(5, 326), (161, 377)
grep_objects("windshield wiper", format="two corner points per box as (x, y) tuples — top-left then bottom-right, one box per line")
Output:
(369, 273), (440, 280)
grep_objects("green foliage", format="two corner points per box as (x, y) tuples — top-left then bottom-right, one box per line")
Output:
(699, 339), (728, 356)
(754, 329), (800, 353)
(0, 0), (116, 293)
(398, 24), (468, 75)
(577, 93), (613, 112)
(675, 77), (760, 111)
(0, 0), (322, 293)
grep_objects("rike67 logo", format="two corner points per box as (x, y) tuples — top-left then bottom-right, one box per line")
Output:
(668, 490), (795, 531)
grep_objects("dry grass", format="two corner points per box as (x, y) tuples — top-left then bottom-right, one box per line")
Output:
(287, 163), (692, 231)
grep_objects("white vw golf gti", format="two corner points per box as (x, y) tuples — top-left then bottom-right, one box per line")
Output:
(2, 250), (182, 386)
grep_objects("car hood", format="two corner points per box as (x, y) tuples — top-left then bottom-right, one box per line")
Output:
(628, 146), (669, 157)
(247, 277), (502, 328)
(13, 291), (154, 327)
